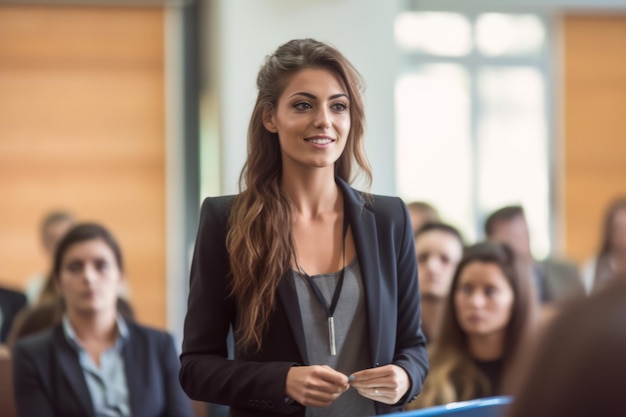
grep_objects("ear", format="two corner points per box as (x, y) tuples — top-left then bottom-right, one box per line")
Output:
(262, 106), (278, 133)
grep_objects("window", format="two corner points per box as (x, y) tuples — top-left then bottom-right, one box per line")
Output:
(395, 11), (552, 257)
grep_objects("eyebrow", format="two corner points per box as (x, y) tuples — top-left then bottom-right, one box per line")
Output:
(289, 92), (349, 100)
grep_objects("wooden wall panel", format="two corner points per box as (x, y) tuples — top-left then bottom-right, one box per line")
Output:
(563, 15), (626, 264)
(0, 5), (166, 328)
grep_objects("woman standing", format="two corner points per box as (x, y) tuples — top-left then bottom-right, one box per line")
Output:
(12, 223), (193, 417)
(179, 38), (428, 416)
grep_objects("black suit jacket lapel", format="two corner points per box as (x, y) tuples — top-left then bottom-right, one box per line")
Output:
(53, 327), (95, 417)
(337, 178), (383, 364)
(122, 328), (143, 416)
(276, 279), (309, 364)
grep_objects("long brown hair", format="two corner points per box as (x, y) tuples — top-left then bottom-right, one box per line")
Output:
(593, 197), (626, 291)
(508, 275), (626, 417)
(227, 39), (372, 353)
(410, 242), (536, 408)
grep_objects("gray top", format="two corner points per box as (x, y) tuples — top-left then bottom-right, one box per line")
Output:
(293, 257), (376, 417)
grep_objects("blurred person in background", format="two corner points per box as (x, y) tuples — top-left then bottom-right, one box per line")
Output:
(581, 197), (626, 293)
(12, 223), (193, 417)
(0, 282), (27, 344)
(24, 210), (76, 304)
(9, 209), (135, 346)
(485, 206), (583, 306)
(407, 201), (440, 235)
(414, 222), (464, 344)
(7, 288), (135, 349)
(9, 225), (135, 347)
(406, 242), (537, 409)
(507, 272), (626, 417)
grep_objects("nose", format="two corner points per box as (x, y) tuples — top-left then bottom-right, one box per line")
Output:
(467, 291), (486, 308)
(425, 257), (441, 274)
(82, 265), (97, 284)
(313, 107), (331, 129)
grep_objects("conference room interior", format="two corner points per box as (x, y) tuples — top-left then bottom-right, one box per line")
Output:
(1, 0), (625, 416)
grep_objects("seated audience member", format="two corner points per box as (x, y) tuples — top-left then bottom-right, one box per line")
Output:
(485, 205), (583, 305)
(0, 284), (27, 343)
(407, 242), (536, 409)
(7, 295), (134, 348)
(407, 201), (440, 235)
(12, 223), (193, 417)
(414, 222), (464, 343)
(507, 273), (626, 417)
(581, 197), (626, 294)
(24, 210), (76, 304)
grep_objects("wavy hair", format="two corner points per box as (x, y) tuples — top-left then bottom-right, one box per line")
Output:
(409, 241), (536, 408)
(593, 197), (626, 291)
(227, 39), (372, 353)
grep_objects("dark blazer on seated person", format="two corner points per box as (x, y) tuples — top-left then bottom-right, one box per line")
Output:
(12, 321), (194, 417)
(179, 178), (429, 417)
(0, 287), (27, 343)
(540, 258), (585, 303)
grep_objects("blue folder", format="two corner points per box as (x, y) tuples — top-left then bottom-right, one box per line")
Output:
(376, 396), (512, 417)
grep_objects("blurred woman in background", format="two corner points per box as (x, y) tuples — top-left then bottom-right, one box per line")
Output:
(581, 197), (626, 293)
(407, 241), (537, 409)
(12, 223), (193, 417)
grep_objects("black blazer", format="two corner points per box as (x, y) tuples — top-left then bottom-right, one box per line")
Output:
(12, 322), (194, 417)
(0, 287), (27, 343)
(180, 178), (429, 416)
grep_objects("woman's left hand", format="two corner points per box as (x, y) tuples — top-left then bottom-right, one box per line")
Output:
(349, 364), (410, 404)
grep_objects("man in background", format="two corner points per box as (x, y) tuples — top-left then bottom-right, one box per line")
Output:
(485, 205), (584, 305)
(24, 210), (75, 304)
(407, 201), (440, 236)
(0, 283), (27, 343)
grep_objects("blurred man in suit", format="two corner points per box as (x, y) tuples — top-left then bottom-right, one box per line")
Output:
(24, 210), (75, 304)
(485, 205), (584, 305)
(0, 285), (27, 343)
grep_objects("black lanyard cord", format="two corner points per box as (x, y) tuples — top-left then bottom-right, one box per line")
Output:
(296, 213), (349, 319)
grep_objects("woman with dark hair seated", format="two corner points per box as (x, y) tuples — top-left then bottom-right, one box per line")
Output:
(407, 241), (538, 409)
(12, 223), (193, 417)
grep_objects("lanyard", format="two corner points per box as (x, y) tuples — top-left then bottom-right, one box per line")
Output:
(296, 213), (349, 356)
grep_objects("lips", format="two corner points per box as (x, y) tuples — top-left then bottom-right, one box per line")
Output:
(465, 313), (484, 323)
(80, 289), (95, 298)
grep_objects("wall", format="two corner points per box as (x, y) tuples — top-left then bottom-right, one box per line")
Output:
(562, 14), (626, 263)
(0, 5), (168, 328)
(207, 0), (403, 196)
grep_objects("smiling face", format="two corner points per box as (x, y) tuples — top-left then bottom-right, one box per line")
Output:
(57, 238), (122, 317)
(263, 67), (351, 173)
(454, 261), (515, 339)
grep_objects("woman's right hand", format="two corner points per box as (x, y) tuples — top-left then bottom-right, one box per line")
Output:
(285, 365), (350, 407)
